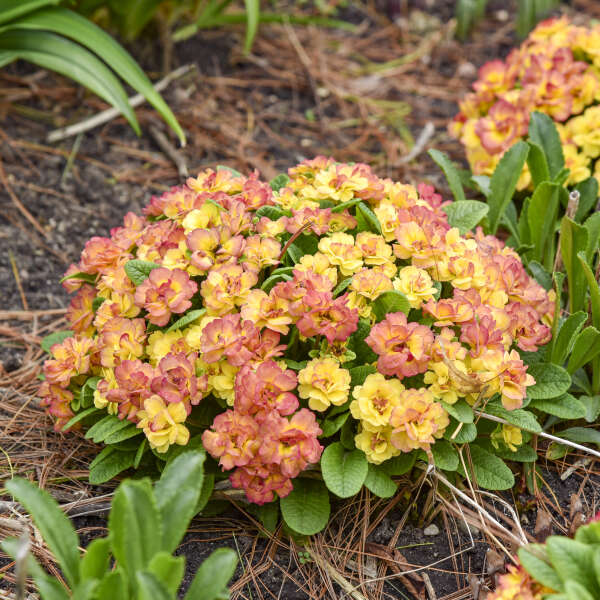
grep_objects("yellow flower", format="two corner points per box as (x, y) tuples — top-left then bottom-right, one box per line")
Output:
(355, 425), (400, 464)
(181, 205), (221, 233)
(350, 373), (404, 429)
(393, 266), (437, 309)
(295, 252), (337, 286)
(146, 330), (187, 365)
(298, 357), (351, 412)
(137, 395), (190, 453)
(373, 203), (399, 241)
(318, 232), (363, 276)
(184, 316), (218, 350)
(492, 424), (523, 452)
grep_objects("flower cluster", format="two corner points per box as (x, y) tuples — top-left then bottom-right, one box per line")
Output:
(487, 563), (554, 600)
(41, 157), (551, 503)
(451, 17), (600, 189)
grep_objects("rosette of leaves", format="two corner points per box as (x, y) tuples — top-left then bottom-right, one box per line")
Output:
(0, 0), (184, 143)
(515, 517), (600, 599)
(2, 448), (238, 599)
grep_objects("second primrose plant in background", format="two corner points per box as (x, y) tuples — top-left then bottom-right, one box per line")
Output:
(39, 157), (563, 535)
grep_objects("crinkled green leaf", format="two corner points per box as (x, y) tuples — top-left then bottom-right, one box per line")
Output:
(529, 394), (586, 420)
(527, 363), (571, 400)
(518, 544), (563, 592)
(465, 445), (514, 490)
(429, 149), (466, 203)
(124, 259), (160, 286)
(41, 330), (73, 353)
(321, 442), (368, 498)
(280, 478), (331, 535)
(364, 463), (397, 498)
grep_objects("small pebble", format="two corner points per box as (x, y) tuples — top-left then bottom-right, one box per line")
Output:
(424, 524), (440, 536)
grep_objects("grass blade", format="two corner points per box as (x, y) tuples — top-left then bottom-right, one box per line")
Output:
(0, 30), (140, 133)
(2, 8), (184, 144)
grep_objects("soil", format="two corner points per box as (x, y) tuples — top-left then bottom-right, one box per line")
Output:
(2, 1), (600, 598)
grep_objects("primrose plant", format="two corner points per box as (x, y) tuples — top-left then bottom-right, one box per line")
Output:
(2, 449), (237, 600)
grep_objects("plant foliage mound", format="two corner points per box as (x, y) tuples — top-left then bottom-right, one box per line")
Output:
(451, 16), (600, 191)
(487, 513), (600, 600)
(3, 448), (237, 599)
(39, 158), (554, 530)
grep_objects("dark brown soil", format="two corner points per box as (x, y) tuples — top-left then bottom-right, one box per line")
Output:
(2, 1), (599, 598)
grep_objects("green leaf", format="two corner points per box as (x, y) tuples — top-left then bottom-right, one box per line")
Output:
(364, 464), (397, 498)
(7, 6), (184, 143)
(35, 575), (72, 600)
(565, 581), (595, 600)
(95, 568), (128, 600)
(196, 472), (215, 514)
(527, 363), (572, 399)
(349, 365), (377, 388)
(527, 182), (561, 267)
(529, 394), (586, 420)
(466, 445), (514, 490)
(124, 259), (160, 286)
(41, 330), (73, 353)
(0, 1), (59, 24)
(381, 452), (417, 476)
(518, 544), (563, 592)
(584, 212), (600, 263)
(471, 174), (491, 197)
(578, 253), (600, 331)
(428, 149), (466, 203)
(558, 427), (600, 448)
(440, 399), (473, 424)
(109, 479), (161, 578)
(567, 327), (600, 374)
(528, 112), (564, 180)
(253, 501), (280, 533)
(59, 271), (97, 284)
(444, 419), (477, 443)
(184, 548), (238, 600)
(357, 202), (382, 234)
(243, 0), (260, 53)
(431, 440), (459, 471)
(88, 447), (135, 484)
(348, 319), (378, 364)
(580, 395), (600, 423)
(281, 478), (330, 535)
(443, 200), (489, 234)
(255, 205), (287, 220)
(487, 141), (529, 234)
(561, 217), (589, 314)
(155, 449), (205, 553)
(80, 537), (110, 581)
(103, 423), (142, 445)
(526, 141), (551, 188)
(61, 407), (99, 432)
(319, 411), (350, 438)
(551, 312), (588, 365)
(136, 571), (172, 600)
(85, 414), (131, 443)
(5, 478), (80, 587)
(546, 536), (599, 595)
(80, 376), (101, 409)
(320, 442), (368, 498)
(166, 309), (206, 332)
(372, 290), (411, 322)
(492, 440), (538, 463)
(484, 403), (541, 433)
(0, 29), (139, 134)
(575, 177), (599, 222)
(269, 173), (290, 192)
(147, 553), (185, 596)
